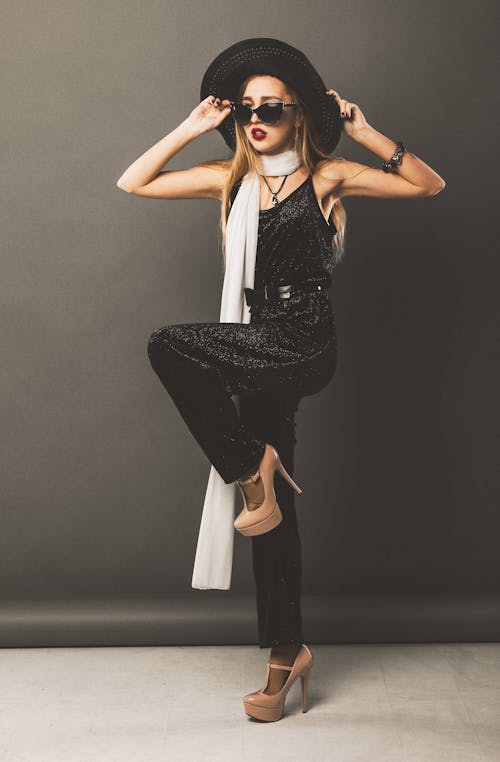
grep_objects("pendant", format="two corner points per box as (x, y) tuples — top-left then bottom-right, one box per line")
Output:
(272, 195), (279, 206)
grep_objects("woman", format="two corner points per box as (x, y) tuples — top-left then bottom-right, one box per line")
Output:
(117, 38), (445, 722)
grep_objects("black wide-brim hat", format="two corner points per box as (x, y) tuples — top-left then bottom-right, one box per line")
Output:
(200, 37), (341, 154)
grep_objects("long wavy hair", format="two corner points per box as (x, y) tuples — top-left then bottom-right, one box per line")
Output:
(208, 75), (347, 268)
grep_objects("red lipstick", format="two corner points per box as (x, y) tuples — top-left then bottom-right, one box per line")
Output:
(251, 127), (267, 140)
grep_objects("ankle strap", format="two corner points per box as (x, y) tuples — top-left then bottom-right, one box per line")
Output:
(268, 662), (293, 670)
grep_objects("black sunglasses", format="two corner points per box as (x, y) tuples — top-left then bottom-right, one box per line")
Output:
(229, 100), (297, 126)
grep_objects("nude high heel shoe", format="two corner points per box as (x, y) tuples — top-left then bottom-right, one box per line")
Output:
(234, 443), (303, 537)
(243, 644), (313, 722)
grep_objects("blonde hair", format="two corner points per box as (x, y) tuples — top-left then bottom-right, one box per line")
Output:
(214, 75), (347, 268)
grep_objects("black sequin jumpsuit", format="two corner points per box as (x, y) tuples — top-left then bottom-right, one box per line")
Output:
(147, 173), (338, 647)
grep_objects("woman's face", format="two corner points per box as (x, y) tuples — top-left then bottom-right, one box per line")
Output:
(239, 75), (301, 155)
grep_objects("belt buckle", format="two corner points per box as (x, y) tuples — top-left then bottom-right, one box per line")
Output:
(278, 284), (291, 300)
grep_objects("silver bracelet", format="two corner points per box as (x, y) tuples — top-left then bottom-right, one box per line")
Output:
(382, 141), (407, 173)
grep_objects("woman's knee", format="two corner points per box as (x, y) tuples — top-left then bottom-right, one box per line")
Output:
(147, 325), (199, 388)
(147, 325), (176, 366)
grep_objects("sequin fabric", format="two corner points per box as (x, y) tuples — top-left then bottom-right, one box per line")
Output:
(147, 172), (339, 646)
(249, 173), (338, 397)
(254, 173), (338, 290)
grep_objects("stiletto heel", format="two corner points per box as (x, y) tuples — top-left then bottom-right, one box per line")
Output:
(243, 644), (314, 722)
(234, 443), (303, 537)
(276, 458), (303, 495)
(301, 667), (311, 712)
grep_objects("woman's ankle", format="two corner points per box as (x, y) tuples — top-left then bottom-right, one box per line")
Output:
(238, 461), (260, 482)
(270, 642), (302, 664)
(238, 442), (270, 482)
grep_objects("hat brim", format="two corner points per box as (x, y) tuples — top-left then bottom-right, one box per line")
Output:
(200, 38), (341, 154)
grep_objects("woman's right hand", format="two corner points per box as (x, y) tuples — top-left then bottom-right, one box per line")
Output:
(185, 95), (232, 136)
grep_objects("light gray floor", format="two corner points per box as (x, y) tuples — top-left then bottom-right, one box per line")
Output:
(1, 643), (499, 761)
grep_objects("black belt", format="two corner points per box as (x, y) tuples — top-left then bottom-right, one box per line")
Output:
(244, 279), (330, 307)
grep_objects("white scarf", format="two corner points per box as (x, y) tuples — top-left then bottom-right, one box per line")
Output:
(191, 147), (301, 590)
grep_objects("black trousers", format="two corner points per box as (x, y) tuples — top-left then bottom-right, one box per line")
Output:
(146, 291), (337, 648)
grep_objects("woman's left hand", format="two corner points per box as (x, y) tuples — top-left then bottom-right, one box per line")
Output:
(325, 89), (370, 139)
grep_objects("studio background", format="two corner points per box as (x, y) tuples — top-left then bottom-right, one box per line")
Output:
(2, 0), (498, 646)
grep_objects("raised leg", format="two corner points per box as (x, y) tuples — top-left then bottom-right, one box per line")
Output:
(147, 323), (267, 484)
(146, 314), (320, 484)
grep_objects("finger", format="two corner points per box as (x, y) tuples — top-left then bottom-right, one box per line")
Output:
(326, 89), (342, 104)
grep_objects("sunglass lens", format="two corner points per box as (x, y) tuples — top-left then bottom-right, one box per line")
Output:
(259, 103), (284, 124)
(232, 104), (252, 125)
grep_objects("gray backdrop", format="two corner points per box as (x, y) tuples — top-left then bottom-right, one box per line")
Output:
(2, 0), (499, 646)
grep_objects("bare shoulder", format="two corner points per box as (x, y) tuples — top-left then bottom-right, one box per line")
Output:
(313, 156), (381, 199)
(314, 156), (364, 182)
(200, 158), (232, 173)
(191, 158), (232, 200)
(312, 157), (352, 197)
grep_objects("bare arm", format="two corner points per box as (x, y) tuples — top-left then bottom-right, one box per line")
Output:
(321, 90), (446, 199)
(116, 96), (232, 200)
(335, 125), (446, 198)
